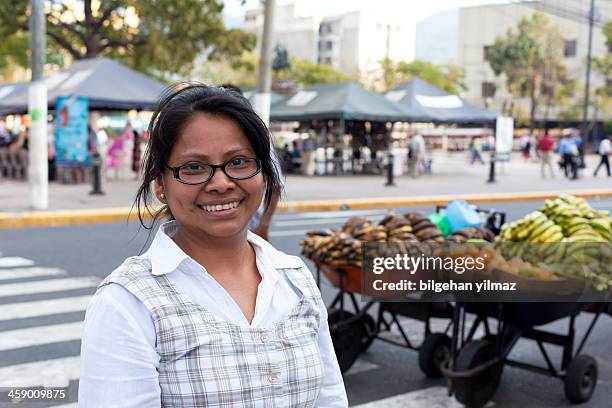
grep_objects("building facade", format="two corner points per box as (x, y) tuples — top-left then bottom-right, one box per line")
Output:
(457, 0), (612, 123)
(243, 1), (415, 85)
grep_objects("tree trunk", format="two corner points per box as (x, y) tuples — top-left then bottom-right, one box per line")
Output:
(529, 78), (538, 135)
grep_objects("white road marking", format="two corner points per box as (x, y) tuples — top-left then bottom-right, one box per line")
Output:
(0, 257), (35, 268)
(0, 277), (100, 297)
(0, 267), (67, 281)
(345, 359), (379, 376)
(0, 356), (80, 388)
(0, 295), (91, 321)
(48, 404), (77, 408)
(352, 386), (495, 407)
(269, 228), (314, 238)
(0, 321), (83, 352)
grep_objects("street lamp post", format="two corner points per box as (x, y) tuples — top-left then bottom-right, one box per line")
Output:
(28, 0), (48, 210)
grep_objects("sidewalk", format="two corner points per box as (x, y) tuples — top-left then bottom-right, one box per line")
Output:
(1, 152), (611, 227)
(2, 152), (611, 212)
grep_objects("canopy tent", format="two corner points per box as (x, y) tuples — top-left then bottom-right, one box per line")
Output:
(385, 78), (497, 124)
(0, 82), (27, 115)
(241, 88), (287, 106)
(0, 58), (166, 114)
(270, 82), (427, 123)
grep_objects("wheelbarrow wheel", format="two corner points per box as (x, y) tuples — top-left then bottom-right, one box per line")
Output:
(418, 333), (451, 378)
(360, 313), (376, 352)
(564, 354), (597, 404)
(328, 309), (366, 373)
(454, 340), (503, 408)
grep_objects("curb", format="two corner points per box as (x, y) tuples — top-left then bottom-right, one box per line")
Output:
(2, 189), (612, 229)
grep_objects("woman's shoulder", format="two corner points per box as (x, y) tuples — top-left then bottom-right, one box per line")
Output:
(99, 255), (153, 289)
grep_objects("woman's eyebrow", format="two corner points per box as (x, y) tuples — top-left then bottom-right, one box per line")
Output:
(177, 147), (254, 161)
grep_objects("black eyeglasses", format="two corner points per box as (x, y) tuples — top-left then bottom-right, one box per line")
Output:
(164, 157), (262, 185)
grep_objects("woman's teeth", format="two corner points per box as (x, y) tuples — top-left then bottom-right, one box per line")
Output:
(201, 201), (240, 212)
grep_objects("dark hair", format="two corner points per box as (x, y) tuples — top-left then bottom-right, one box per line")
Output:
(133, 82), (283, 229)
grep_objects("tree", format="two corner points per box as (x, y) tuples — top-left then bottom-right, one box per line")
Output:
(377, 58), (466, 95)
(272, 45), (291, 72)
(274, 58), (352, 87)
(0, 0), (256, 79)
(485, 12), (566, 132)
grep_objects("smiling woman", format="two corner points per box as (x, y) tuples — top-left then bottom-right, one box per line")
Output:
(77, 83), (348, 407)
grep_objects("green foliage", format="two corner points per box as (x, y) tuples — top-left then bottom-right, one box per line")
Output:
(485, 12), (566, 127)
(0, 0), (256, 79)
(379, 58), (466, 95)
(272, 45), (291, 72)
(274, 58), (352, 87)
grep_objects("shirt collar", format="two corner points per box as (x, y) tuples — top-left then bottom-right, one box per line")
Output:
(144, 221), (304, 277)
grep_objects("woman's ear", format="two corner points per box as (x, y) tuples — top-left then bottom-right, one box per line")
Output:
(154, 175), (166, 203)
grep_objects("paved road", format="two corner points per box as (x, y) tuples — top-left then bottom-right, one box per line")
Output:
(1, 199), (612, 407)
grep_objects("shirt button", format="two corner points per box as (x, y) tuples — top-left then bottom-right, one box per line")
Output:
(269, 374), (278, 383)
(261, 334), (269, 343)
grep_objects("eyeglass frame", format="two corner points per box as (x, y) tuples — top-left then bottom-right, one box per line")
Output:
(163, 157), (262, 185)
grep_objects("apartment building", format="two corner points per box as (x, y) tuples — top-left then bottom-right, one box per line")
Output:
(457, 0), (612, 122)
(243, 1), (415, 84)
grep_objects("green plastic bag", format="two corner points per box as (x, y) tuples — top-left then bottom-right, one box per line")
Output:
(429, 212), (451, 237)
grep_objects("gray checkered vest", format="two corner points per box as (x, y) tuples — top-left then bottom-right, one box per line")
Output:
(97, 257), (324, 407)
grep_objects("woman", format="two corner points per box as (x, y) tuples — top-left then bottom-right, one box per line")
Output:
(78, 83), (347, 407)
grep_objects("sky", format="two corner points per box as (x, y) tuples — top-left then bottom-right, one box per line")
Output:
(222, 0), (514, 28)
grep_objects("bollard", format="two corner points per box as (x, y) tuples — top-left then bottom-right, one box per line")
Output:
(384, 151), (395, 186)
(487, 151), (496, 183)
(89, 152), (105, 195)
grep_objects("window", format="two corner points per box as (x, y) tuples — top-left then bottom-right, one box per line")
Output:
(482, 82), (496, 98)
(564, 40), (577, 57)
(325, 41), (333, 51)
(323, 57), (332, 65)
(483, 45), (491, 60)
(608, 42), (612, 54)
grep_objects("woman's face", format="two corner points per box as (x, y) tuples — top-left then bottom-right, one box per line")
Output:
(155, 112), (265, 240)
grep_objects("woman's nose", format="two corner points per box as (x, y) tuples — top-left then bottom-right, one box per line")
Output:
(204, 168), (236, 193)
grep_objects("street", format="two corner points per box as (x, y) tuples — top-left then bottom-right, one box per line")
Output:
(1, 199), (612, 407)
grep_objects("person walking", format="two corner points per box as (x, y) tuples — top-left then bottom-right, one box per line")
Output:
(520, 134), (531, 161)
(593, 135), (611, 177)
(78, 84), (347, 407)
(537, 132), (555, 178)
(558, 134), (578, 179)
(468, 138), (484, 165)
(408, 134), (425, 176)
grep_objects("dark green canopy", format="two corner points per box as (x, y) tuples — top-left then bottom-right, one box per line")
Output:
(270, 82), (427, 122)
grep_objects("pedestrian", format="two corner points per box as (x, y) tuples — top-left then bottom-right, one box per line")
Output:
(78, 83), (347, 407)
(291, 139), (302, 172)
(573, 130), (585, 169)
(468, 138), (484, 165)
(537, 132), (555, 178)
(558, 134), (578, 179)
(593, 135), (611, 177)
(520, 134), (531, 161)
(131, 128), (142, 177)
(301, 133), (316, 176)
(408, 133), (425, 176)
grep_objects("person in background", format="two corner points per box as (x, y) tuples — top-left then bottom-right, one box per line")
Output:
(408, 133), (426, 176)
(468, 138), (484, 165)
(291, 139), (302, 173)
(132, 128), (142, 178)
(593, 135), (611, 177)
(573, 129), (585, 169)
(558, 134), (578, 179)
(537, 132), (555, 179)
(520, 134), (531, 161)
(301, 133), (315, 176)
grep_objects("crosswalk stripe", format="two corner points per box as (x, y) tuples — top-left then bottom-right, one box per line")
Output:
(48, 404), (77, 408)
(0, 267), (67, 281)
(0, 356), (80, 388)
(344, 359), (378, 376)
(0, 277), (100, 298)
(352, 386), (485, 408)
(0, 257), (35, 268)
(0, 295), (91, 321)
(0, 321), (83, 352)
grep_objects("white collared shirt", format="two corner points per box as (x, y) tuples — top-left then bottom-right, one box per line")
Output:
(78, 221), (347, 407)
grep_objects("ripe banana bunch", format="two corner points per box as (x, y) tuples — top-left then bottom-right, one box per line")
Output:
(300, 230), (362, 267)
(379, 213), (418, 242)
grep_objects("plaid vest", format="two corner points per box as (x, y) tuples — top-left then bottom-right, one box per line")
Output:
(97, 257), (324, 407)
